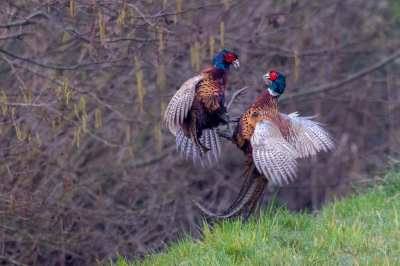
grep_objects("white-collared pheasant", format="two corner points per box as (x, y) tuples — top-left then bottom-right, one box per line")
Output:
(194, 71), (335, 218)
(164, 50), (240, 167)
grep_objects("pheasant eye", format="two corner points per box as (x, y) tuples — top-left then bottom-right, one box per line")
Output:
(269, 71), (279, 81)
(225, 53), (237, 63)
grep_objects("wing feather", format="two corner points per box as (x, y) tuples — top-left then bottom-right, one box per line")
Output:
(282, 113), (335, 158)
(205, 130), (212, 165)
(180, 136), (188, 157)
(174, 127), (221, 168)
(164, 76), (203, 135)
(175, 127), (185, 151)
(186, 140), (193, 162)
(251, 120), (299, 185)
(214, 129), (222, 156)
(209, 129), (219, 163)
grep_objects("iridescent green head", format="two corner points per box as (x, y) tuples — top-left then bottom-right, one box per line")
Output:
(213, 50), (240, 71)
(263, 71), (286, 97)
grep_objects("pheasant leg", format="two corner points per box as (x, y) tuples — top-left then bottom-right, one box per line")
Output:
(229, 116), (240, 123)
(219, 132), (235, 143)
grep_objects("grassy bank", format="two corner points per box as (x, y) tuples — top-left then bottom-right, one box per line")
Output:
(111, 170), (400, 265)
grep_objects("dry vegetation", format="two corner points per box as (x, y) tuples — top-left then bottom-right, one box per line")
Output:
(0, 0), (399, 265)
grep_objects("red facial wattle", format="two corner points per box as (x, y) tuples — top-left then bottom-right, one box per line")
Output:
(225, 53), (237, 62)
(269, 71), (279, 81)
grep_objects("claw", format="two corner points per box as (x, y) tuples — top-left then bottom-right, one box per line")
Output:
(219, 132), (234, 143)
(229, 117), (240, 123)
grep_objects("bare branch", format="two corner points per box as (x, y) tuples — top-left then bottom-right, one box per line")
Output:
(0, 48), (129, 70)
(281, 49), (400, 101)
(0, 11), (49, 28)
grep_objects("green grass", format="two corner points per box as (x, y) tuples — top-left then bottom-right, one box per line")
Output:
(110, 170), (400, 265)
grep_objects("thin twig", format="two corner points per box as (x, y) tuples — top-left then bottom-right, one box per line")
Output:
(0, 11), (49, 28)
(10, 62), (134, 122)
(0, 255), (27, 266)
(127, 3), (155, 27)
(0, 48), (128, 70)
(0, 32), (35, 40)
(226, 87), (250, 113)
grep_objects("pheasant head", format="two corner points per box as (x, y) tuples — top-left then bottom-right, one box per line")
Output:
(263, 71), (286, 97)
(213, 50), (240, 70)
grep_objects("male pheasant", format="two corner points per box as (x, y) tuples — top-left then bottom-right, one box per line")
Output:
(194, 71), (335, 218)
(164, 50), (240, 166)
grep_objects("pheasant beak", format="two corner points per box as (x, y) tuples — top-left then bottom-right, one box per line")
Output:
(263, 73), (272, 85)
(232, 59), (240, 69)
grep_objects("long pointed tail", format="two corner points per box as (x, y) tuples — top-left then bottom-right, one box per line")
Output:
(193, 164), (268, 219)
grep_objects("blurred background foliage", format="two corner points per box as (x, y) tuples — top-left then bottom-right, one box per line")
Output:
(0, 0), (399, 265)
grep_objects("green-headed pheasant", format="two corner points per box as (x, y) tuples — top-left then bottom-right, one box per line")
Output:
(194, 71), (335, 218)
(164, 50), (240, 166)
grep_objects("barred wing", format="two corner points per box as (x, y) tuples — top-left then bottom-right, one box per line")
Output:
(282, 112), (335, 158)
(251, 120), (299, 185)
(164, 75), (203, 135)
(175, 127), (222, 167)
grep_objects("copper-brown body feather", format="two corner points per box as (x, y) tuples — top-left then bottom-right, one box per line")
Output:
(194, 67), (229, 112)
(181, 66), (229, 143)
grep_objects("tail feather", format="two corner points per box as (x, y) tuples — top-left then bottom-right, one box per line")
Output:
(193, 164), (268, 219)
(176, 127), (221, 167)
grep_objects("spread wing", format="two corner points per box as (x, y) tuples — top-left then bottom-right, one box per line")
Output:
(251, 120), (299, 185)
(282, 112), (335, 158)
(164, 75), (203, 135)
